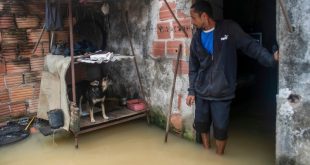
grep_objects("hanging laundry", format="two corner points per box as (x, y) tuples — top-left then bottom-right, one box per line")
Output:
(45, 0), (63, 31)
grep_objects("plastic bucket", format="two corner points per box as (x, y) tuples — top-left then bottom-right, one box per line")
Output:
(47, 109), (64, 129)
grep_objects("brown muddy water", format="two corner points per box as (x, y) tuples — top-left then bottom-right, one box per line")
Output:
(0, 117), (274, 165)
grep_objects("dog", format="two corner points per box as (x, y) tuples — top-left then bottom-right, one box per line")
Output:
(79, 77), (112, 123)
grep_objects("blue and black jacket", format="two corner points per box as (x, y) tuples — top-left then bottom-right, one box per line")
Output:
(188, 20), (276, 100)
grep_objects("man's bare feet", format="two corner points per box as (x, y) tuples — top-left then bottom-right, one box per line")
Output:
(215, 140), (226, 155)
(201, 133), (211, 149)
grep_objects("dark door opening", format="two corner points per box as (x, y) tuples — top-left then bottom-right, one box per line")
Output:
(223, 0), (277, 146)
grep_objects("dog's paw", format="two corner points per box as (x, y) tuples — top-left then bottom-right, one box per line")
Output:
(91, 119), (96, 123)
(103, 116), (109, 120)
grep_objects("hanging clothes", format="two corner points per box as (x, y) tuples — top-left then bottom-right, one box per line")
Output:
(45, 0), (63, 31)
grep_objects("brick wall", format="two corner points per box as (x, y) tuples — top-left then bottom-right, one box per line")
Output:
(151, 0), (191, 76)
(0, 1), (68, 120)
(148, 0), (194, 135)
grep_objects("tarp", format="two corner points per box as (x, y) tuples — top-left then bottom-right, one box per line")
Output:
(37, 54), (71, 130)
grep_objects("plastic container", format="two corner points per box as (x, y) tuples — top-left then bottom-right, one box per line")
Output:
(126, 99), (146, 111)
(47, 109), (64, 129)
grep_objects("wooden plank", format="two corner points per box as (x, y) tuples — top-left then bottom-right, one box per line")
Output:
(80, 107), (147, 128)
(77, 113), (147, 135)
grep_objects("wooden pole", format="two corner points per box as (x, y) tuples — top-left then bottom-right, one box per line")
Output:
(123, 11), (147, 103)
(279, 0), (293, 33)
(32, 24), (46, 55)
(164, 44), (182, 143)
(68, 0), (76, 104)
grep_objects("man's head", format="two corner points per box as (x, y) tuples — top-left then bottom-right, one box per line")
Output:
(190, 1), (215, 29)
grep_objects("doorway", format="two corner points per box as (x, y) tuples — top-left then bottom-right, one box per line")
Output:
(223, 0), (278, 156)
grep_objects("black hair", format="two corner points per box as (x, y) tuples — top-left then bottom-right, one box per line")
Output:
(191, 1), (213, 19)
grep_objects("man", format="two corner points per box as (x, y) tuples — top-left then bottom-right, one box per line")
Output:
(186, 1), (279, 155)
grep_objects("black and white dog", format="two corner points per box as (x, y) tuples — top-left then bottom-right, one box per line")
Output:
(79, 77), (112, 123)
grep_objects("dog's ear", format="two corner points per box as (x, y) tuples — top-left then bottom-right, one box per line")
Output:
(102, 76), (110, 82)
(90, 80), (99, 86)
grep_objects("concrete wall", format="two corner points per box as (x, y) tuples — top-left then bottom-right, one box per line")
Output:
(103, 0), (195, 139)
(276, 0), (310, 164)
(103, 0), (223, 140)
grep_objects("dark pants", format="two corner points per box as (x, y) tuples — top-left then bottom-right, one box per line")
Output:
(193, 98), (232, 140)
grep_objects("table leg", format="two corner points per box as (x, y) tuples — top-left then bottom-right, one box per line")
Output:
(75, 134), (79, 149)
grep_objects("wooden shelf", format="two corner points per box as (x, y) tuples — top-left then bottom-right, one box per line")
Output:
(75, 107), (147, 135)
(74, 54), (134, 64)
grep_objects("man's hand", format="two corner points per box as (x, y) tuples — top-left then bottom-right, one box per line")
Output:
(186, 95), (195, 106)
(274, 50), (279, 61)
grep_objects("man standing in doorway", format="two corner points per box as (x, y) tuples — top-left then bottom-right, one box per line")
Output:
(186, 1), (279, 155)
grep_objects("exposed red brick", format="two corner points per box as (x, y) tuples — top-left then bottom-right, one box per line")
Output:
(159, 2), (176, 21)
(16, 16), (40, 29)
(26, 3), (45, 16)
(1, 51), (16, 61)
(10, 101), (26, 117)
(10, 85), (34, 102)
(33, 42), (49, 57)
(5, 74), (23, 87)
(152, 41), (165, 58)
(24, 72), (42, 84)
(27, 29), (49, 43)
(173, 60), (189, 75)
(0, 104), (10, 116)
(1, 30), (27, 44)
(33, 83), (40, 99)
(157, 22), (171, 39)
(170, 113), (182, 131)
(19, 44), (32, 58)
(30, 57), (44, 72)
(1, 43), (17, 61)
(173, 18), (192, 38)
(10, 3), (26, 14)
(167, 41), (183, 56)
(0, 61), (5, 74)
(0, 76), (5, 89)
(0, 89), (9, 102)
(0, 16), (14, 29)
(22, 42), (49, 57)
(6, 60), (30, 74)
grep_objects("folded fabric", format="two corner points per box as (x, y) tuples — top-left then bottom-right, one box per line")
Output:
(90, 52), (114, 63)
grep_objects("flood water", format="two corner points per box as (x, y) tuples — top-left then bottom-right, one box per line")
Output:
(0, 113), (274, 165)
